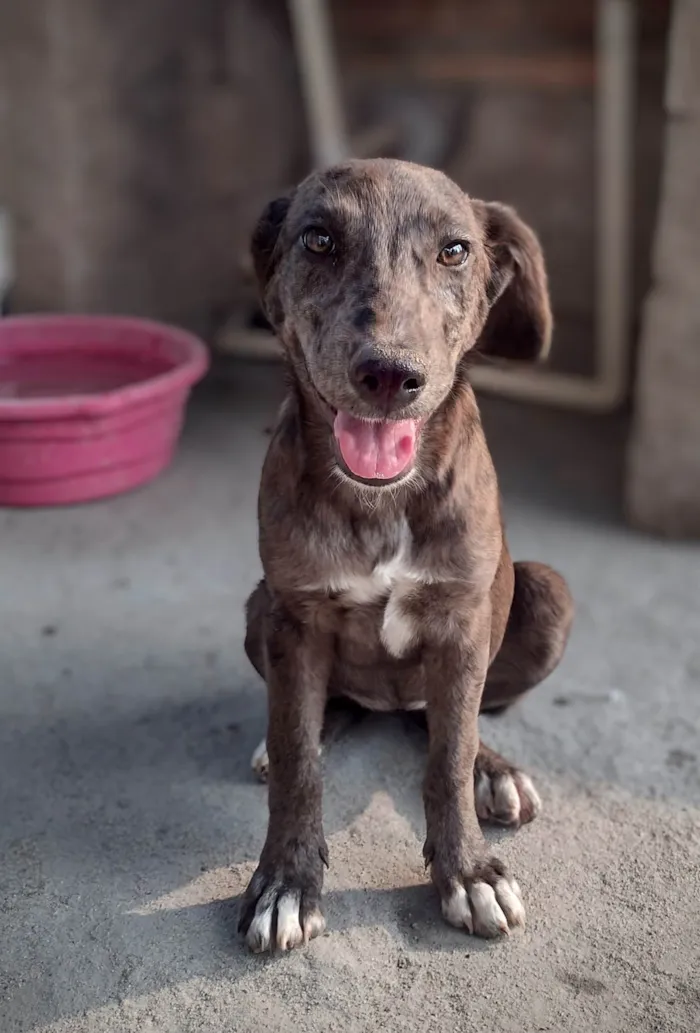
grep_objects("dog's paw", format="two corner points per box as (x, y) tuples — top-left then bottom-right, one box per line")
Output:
(240, 883), (325, 952)
(239, 839), (328, 953)
(250, 738), (269, 783)
(439, 860), (525, 938)
(474, 767), (541, 827)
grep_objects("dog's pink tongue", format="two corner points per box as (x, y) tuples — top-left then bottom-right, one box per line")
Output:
(333, 412), (418, 480)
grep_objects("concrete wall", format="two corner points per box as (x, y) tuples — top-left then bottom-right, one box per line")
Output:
(626, 0), (700, 536)
(0, 0), (304, 332)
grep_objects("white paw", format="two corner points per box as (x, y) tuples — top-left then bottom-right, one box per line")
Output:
(475, 770), (541, 826)
(441, 877), (525, 937)
(251, 738), (269, 783)
(246, 891), (326, 953)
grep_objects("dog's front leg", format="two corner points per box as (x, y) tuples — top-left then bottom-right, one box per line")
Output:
(239, 603), (332, 953)
(422, 598), (526, 938)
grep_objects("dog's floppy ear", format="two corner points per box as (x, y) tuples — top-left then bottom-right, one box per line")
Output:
(250, 193), (294, 291)
(473, 200), (552, 363)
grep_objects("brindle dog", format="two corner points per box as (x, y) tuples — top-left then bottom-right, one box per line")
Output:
(239, 159), (573, 952)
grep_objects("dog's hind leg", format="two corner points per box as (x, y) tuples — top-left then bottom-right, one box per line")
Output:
(474, 561), (573, 826)
(244, 579), (269, 680)
(481, 561), (573, 713)
(405, 706), (544, 828)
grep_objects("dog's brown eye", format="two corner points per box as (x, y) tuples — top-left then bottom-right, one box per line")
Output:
(301, 227), (335, 255)
(438, 241), (469, 267)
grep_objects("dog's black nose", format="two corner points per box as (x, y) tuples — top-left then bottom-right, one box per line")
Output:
(352, 357), (426, 408)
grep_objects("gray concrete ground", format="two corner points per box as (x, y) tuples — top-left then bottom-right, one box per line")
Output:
(1, 364), (699, 1033)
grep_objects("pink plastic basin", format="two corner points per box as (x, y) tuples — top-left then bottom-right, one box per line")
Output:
(0, 315), (209, 506)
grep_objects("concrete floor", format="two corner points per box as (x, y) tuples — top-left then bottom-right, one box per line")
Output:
(1, 364), (699, 1033)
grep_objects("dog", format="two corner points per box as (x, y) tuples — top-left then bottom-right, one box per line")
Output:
(239, 158), (573, 953)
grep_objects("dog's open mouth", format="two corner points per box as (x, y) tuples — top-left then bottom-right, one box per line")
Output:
(333, 411), (421, 484)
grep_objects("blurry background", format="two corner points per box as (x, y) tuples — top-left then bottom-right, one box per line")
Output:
(0, 0), (698, 532)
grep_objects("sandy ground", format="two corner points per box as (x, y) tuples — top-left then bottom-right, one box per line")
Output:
(1, 365), (699, 1033)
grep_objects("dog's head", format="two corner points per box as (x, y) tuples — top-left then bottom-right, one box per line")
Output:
(252, 159), (551, 486)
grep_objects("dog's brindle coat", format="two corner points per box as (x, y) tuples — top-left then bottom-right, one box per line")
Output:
(239, 159), (573, 952)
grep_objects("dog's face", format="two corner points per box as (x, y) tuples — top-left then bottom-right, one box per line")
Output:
(252, 159), (551, 486)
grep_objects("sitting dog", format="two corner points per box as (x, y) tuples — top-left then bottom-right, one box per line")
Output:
(239, 159), (573, 953)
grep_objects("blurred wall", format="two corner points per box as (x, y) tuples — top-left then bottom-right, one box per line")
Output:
(0, 0), (304, 332)
(626, 0), (700, 536)
(332, 0), (671, 378)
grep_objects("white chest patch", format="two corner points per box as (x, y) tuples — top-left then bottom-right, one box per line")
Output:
(324, 521), (428, 658)
(380, 580), (419, 658)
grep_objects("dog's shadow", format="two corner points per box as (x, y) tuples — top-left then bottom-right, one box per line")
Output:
(1, 680), (522, 1030)
(130, 881), (508, 971)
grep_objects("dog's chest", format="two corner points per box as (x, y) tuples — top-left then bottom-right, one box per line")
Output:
(322, 520), (427, 658)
